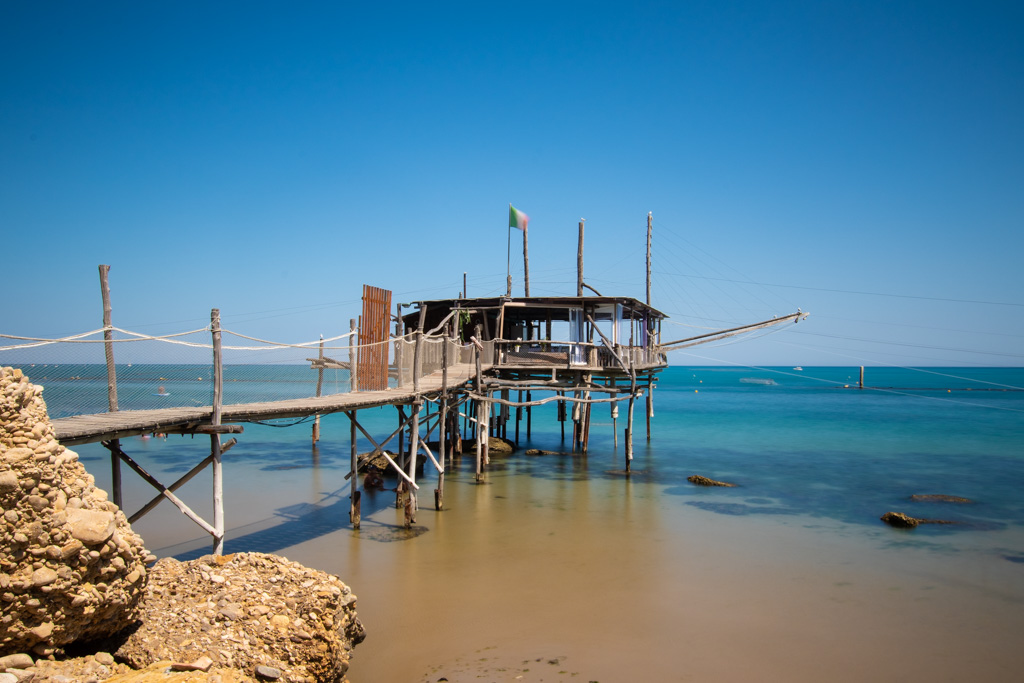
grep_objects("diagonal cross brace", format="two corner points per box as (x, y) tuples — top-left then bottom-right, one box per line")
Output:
(102, 440), (219, 537)
(345, 412), (420, 490)
(127, 438), (237, 524)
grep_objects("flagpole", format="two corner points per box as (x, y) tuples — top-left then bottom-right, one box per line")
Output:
(506, 204), (513, 297)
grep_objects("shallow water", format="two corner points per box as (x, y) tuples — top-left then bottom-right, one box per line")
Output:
(65, 366), (1024, 681)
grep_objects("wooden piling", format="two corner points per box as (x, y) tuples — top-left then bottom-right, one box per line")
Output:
(577, 219), (585, 296)
(406, 400), (420, 527)
(98, 265), (122, 509)
(859, 366), (865, 389)
(646, 380), (653, 441)
(526, 390), (532, 439)
(437, 324), (449, 511)
(625, 364), (636, 472)
(313, 335), (324, 445)
(210, 308), (225, 554)
(349, 411), (360, 528)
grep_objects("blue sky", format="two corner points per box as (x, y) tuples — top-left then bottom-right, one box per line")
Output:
(2, 1), (1022, 366)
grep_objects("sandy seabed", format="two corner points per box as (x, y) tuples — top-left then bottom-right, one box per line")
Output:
(158, 466), (1024, 683)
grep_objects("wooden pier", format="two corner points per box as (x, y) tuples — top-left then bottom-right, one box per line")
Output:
(4, 225), (806, 555)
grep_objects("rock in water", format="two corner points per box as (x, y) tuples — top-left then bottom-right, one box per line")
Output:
(115, 552), (365, 682)
(0, 367), (150, 655)
(687, 475), (737, 487)
(881, 511), (921, 528)
(910, 494), (972, 503)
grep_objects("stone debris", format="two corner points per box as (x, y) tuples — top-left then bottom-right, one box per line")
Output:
(0, 367), (150, 654)
(114, 552), (365, 683)
(687, 475), (736, 487)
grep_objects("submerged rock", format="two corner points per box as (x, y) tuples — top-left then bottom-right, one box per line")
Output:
(881, 511), (959, 529)
(910, 494), (973, 503)
(471, 437), (514, 456)
(687, 475), (737, 487)
(881, 511), (921, 528)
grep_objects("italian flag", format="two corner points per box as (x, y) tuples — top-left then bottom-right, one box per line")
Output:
(509, 204), (529, 232)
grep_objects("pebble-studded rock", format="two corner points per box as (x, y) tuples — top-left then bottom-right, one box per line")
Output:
(0, 367), (150, 655)
(114, 552), (365, 682)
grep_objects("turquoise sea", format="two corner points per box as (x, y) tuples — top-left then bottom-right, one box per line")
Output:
(19, 365), (1024, 681)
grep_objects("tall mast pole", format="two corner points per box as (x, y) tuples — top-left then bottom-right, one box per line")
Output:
(523, 226), (530, 297)
(577, 218), (585, 296)
(646, 212), (652, 306)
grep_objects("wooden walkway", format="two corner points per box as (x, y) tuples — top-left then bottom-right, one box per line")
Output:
(53, 363), (480, 446)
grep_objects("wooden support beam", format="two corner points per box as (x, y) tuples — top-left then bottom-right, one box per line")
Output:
(345, 412), (420, 490)
(128, 438), (237, 524)
(103, 441), (216, 536)
(189, 424), (244, 435)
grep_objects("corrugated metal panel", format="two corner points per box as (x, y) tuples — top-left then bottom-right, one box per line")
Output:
(358, 285), (392, 391)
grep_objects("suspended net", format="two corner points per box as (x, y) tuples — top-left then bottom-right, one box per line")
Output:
(1, 326), (479, 420)
(0, 327), (358, 419)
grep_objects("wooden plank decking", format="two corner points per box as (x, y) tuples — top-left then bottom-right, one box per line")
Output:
(53, 362), (480, 446)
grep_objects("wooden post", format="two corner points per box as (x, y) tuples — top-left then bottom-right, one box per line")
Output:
(463, 272), (467, 299)
(474, 343), (484, 480)
(626, 366), (636, 473)
(523, 225), (530, 297)
(859, 366), (865, 389)
(526, 390), (532, 439)
(97, 265), (122, 509)
(394, 304), (404, 388)
(501, 388), (509, 441)
(313, 335), (324, 445)
(646, 380), (653, 441)
(646, 211), (652, 306)
(210, 308), (225, 555)
(437, 323), (448, 510)
(396, 405), (406, 463)
(406, 401), (420, 527)
(98, 265), (119, 411)
(515, 391), (521, 444)
(558, 391), (566, 441)
(611, 379), (619, 447)
(577, 219), (585, 296)
(350, 318), (359, 392)
(349, 411), (361, 528)
(413, 305), (427, 392)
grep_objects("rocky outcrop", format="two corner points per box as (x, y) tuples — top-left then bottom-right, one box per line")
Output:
(477, 437), (514, 456)
(114, 553), (365, 683)
(0, 367), (150, 655)
(880, 511), (958, 529)
(687, 475), (737, 487)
